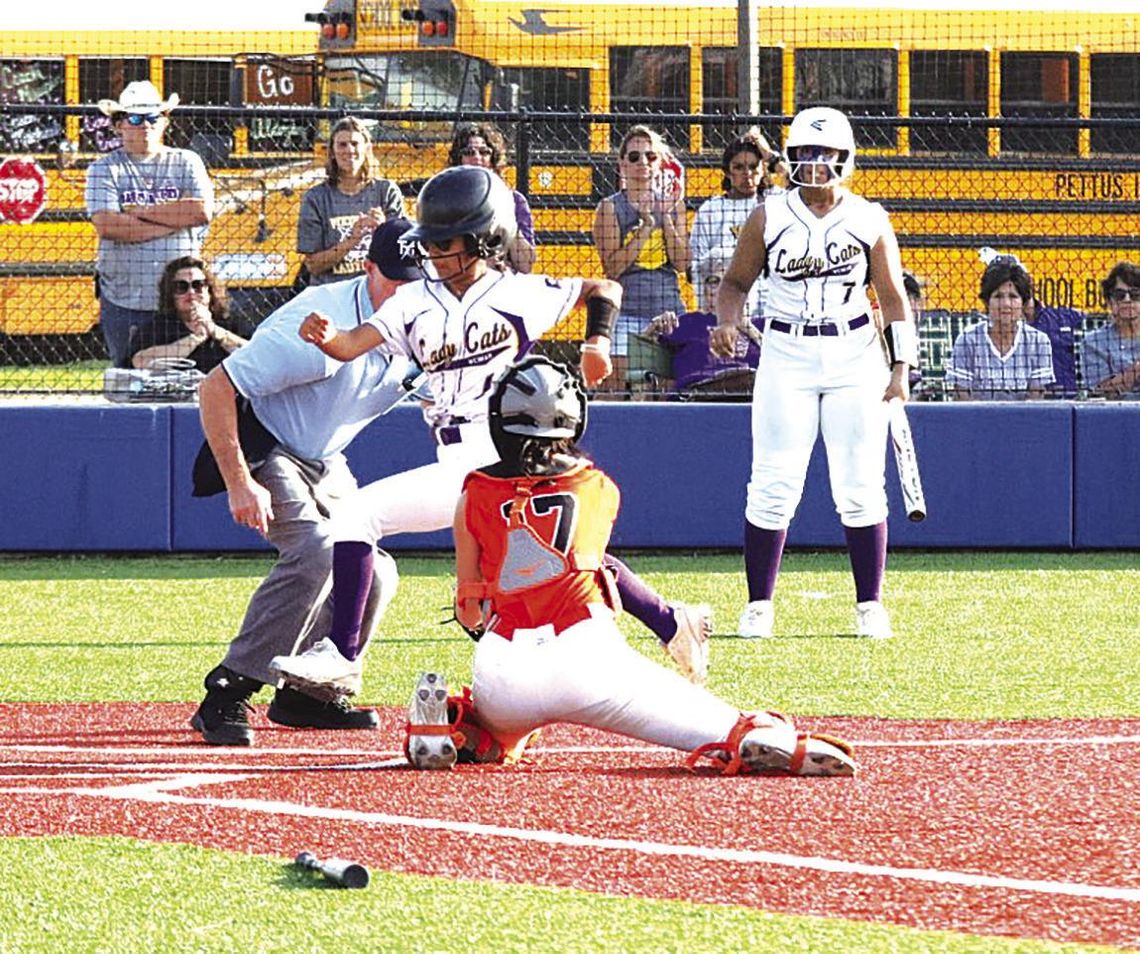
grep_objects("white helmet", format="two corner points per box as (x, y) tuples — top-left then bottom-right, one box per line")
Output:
(785, 107), (856, 187)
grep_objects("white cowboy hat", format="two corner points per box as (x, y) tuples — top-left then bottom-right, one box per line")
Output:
(98, 80), (179, 117)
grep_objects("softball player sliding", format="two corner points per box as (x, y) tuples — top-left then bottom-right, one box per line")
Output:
(271, 166), (710, 694)
(417, 355), (855, 776)
(711, 107), (918, 640)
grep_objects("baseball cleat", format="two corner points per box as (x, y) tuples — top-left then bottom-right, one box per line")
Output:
(666, 602), (712, 684)
(737, 600), (774, 638)
(855, 601), (893, 639)
(269, 637), (363, 696)
(406, 672), (457, 770)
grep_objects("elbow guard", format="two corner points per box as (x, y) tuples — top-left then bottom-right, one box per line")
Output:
(584, 295), (618, 340)
(885, 320), (919, 368)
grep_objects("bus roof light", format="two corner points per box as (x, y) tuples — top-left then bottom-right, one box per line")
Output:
(321, 22), (335, 38)
(435, 19), (448, 36)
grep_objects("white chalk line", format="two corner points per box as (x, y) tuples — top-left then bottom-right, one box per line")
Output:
(7, 772), (1139, 905)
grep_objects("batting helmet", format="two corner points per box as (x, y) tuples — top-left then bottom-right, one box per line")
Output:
(784, 107), (856, 187)
(406, 165), (517, 260)
(489, 356), (587, 445)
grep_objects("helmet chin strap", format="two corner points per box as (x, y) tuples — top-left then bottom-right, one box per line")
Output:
(415, 245), (478, 283)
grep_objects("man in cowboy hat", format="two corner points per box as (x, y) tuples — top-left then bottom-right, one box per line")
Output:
(86, 80), (215, 367)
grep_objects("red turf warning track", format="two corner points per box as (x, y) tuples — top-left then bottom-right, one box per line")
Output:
(1, 703), (1137, 949)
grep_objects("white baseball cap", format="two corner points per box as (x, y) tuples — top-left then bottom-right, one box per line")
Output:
(98, 80), (179, 117)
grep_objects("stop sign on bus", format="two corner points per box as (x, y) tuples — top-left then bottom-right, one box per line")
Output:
(0, 157), (47, 225)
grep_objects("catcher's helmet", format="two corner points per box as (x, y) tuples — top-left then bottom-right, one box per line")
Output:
(489, 356), (587, 445)
(784, 106), (856, 187)
(406, 165), (517, 260)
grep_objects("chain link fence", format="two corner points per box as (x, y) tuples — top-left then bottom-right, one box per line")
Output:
(1, 98), (1137, 401)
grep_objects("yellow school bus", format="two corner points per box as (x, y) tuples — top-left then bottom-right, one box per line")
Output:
(0, 28), (319, 338)
(1, 1), (1137, 344)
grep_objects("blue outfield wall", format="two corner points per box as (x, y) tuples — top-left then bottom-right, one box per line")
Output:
(0, 401), (1136, 552)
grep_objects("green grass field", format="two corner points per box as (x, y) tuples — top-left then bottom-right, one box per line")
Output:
(1, 550), (1136, 953)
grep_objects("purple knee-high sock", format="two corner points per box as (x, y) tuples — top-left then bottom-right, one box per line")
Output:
(604, 554), (675, 642)
(745, 522), (786, 601)
(844, 521), (887, 603)
(328, 540), (374, 661)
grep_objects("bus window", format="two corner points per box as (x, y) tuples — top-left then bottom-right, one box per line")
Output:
(700, 46), (781, 151)
(244, 56), (317, 153)
(1091, 54), (1140, 155)
(0, 59), (64, 153)
(1000, 52), (1078, 155)
(324, 51), (489, 143)
(78, 57), (149, 154)
(163, 58), (234, 160)
(795, 49), (897, 149)
(500, 67), (589, 153)
(909, 50), (987, 154)
(610, 46), (689, 149)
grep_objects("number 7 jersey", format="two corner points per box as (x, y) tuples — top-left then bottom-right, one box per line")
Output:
(762, 187), (890, 324)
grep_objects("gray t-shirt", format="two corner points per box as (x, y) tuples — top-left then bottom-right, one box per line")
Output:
(606, 191), (683, 319)
(85, 146), (213, 310)
(945, 320), (1055, 399)
(296, 179), (406, 285)
(1080, 323), (1140, 397)
(223, 275), (412, 461)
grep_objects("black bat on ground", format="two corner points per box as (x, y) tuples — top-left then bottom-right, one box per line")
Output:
(295, 851), (370, 889)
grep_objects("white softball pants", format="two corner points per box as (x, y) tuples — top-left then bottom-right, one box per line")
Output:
(471, 607), (741, 754)
(746, 322), (890, 529)
(330, 422), (499, 544)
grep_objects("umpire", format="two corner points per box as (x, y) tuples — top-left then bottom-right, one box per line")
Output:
(190, 219), (421, 745)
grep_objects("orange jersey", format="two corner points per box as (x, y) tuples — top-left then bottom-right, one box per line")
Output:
(462, 460), (620, 634)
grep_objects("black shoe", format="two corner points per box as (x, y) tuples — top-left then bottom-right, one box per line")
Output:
(267, 685), (380, 730)
(190, 698), (254, 746)
(189, 664), (262, 746)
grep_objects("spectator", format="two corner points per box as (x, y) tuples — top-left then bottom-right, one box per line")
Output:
(642, 246), (762, 396)
(1080, 261), (1140, 398)
(448, 122), (535, 273)
(592, 124), (689, 389)
(297, 117), (406, 286)
(946, 258), (1054, 400)
(980, 248), (1080, 397)
(129, 256), (252, 373)
(689, 128), (782, 320)
(86, 80), (215, 368)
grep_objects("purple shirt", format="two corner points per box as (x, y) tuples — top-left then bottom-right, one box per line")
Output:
(658, 310), (762, 391)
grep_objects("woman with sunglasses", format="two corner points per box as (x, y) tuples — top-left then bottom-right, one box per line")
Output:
(87, 80), (214, 368)
(297, 117), (406, 287)
(447, 122), (536, 273)
(690, 127), (784, 324)
(1081, 261), (1140, 398)
(592, 124), (690, 389)
(128, 256), (251, 373)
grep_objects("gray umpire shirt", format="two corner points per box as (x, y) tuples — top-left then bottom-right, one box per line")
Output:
(223, 274), (412, 461)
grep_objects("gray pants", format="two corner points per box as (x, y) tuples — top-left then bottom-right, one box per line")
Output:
(221, 448), (395, 685)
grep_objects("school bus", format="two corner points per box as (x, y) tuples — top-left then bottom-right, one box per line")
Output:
(1, 1), (1137, 347)
(0, 28), (319, 339)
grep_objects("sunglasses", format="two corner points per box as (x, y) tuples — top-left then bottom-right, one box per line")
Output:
(624, 150), (658, 163)
(124, 113), (163, 126)
(173, 278), (207, 295)
(461, 146), (492, 158)
(1108, 287), (1140, 303)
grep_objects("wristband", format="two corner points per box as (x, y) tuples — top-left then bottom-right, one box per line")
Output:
(584, 295), (617, 340)
(580, 341), (608, 355)
(885, 320), (919, 368)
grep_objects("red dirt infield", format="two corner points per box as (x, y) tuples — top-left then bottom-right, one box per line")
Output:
(1, 702), (1137, 949)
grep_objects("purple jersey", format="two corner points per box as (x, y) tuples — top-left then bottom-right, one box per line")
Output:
(658, 310), (762, 391)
